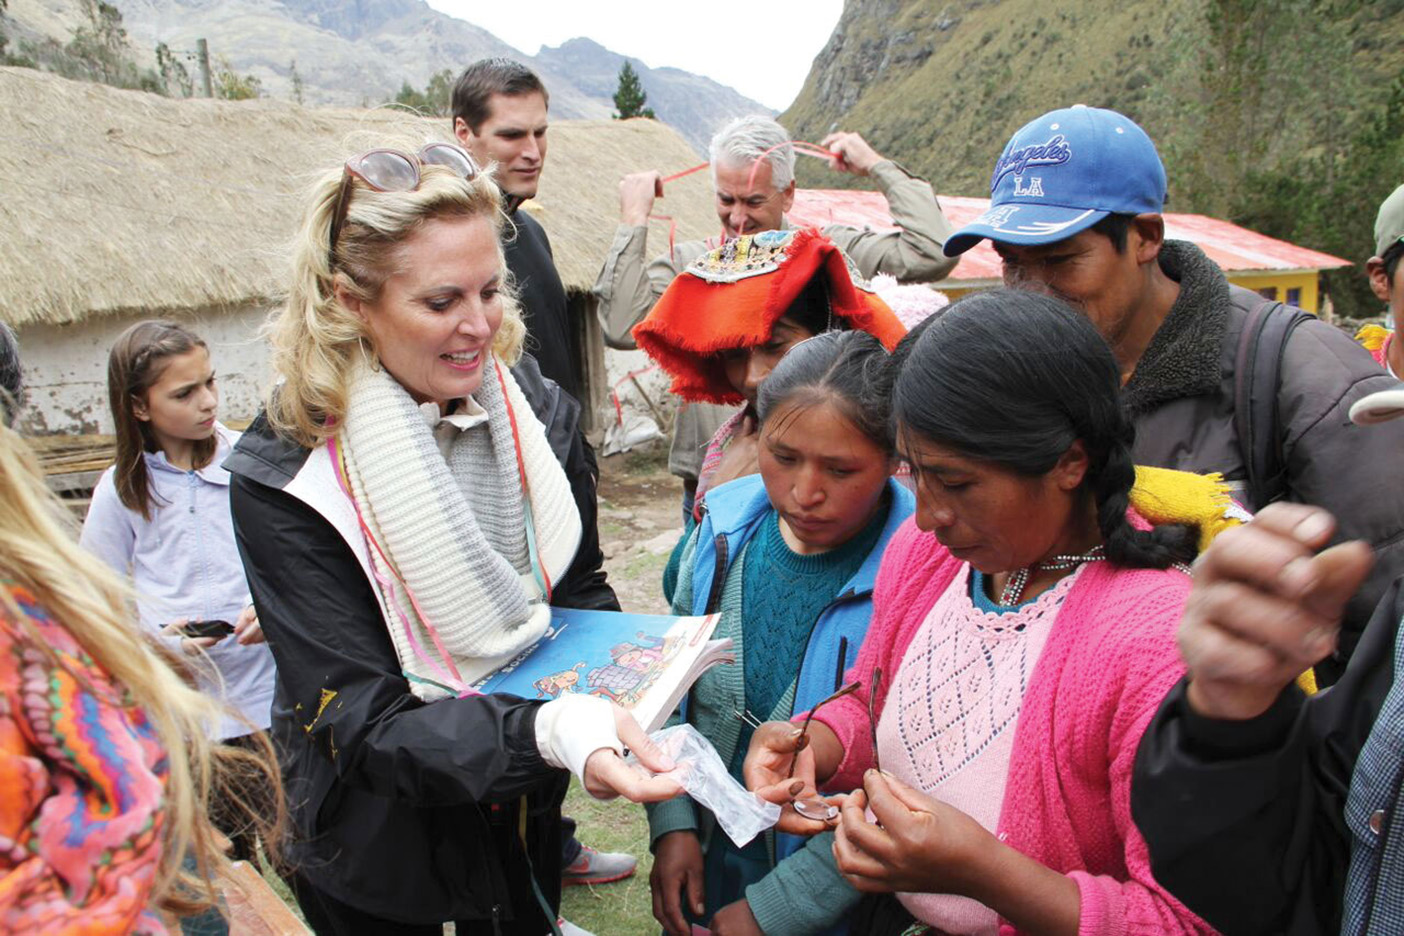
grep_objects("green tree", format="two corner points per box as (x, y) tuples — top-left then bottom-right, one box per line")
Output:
(612, 61), (655, 120)
(66, 0), (133, 85)
(156, 41), (193, 97)
(393, 79), (428, 112)
(391, 68), (454, 117)
(213, 56), (260, 100)
(424, 67), (454, 115)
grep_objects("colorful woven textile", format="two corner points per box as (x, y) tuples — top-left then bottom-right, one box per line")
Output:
(0, 582), (169, 934)
(632, 229), (907, 405)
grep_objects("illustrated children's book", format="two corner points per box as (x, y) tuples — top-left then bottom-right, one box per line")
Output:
(473, 608), (733, 732)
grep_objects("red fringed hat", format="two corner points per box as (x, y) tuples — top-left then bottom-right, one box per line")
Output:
(632, 228), (908, 405)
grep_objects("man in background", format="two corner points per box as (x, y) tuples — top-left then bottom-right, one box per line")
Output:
(454, 58), (583, 405)
(593, 114), (957, 517)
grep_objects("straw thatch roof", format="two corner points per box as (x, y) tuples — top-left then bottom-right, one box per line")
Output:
(0, 66), (720, 327)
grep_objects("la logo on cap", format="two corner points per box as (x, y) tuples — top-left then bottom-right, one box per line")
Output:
(1013, 177), (1045, 197)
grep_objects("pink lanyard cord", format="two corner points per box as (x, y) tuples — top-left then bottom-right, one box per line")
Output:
(493, 360), (553, 603)
(661, 162), (709, 184)
(327, 432), (473, 695)
(609, 362), (660, 426)
(649, 141), (839, 257)
(746, 141), (837, 192)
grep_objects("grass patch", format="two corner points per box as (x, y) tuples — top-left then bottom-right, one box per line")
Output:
(559, 781), (659, 934)
(623, 549), (669, 580)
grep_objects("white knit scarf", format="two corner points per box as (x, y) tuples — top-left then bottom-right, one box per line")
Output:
(335, 356), (582, 700)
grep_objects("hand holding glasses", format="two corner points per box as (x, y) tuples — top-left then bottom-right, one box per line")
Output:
(743, 667), (886, 829)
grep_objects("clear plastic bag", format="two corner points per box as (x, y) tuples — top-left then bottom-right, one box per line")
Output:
(631, 724), (781, 847)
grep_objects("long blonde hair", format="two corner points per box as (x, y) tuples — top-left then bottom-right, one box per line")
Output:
(266, 149), (526, 447)
(0, 421), (282, 914)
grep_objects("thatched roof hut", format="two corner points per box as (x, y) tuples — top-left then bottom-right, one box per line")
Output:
(0, 66), (718, 434)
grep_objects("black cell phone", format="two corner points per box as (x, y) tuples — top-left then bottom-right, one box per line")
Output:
(183, 619), (234, 640)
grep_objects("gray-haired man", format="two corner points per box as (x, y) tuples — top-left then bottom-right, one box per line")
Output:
(593, 115), (956, 513)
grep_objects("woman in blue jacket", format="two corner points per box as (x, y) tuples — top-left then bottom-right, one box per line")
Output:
(648, 331), (914, 936)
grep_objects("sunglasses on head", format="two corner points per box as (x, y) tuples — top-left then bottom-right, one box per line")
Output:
(327, 142), (480, 265)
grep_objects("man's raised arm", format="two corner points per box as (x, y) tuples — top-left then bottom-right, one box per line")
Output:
(820, 130), (957, 283)
(593, 170), (681, 349)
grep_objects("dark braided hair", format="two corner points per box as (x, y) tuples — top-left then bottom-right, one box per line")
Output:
(891, 289), (1197, 570)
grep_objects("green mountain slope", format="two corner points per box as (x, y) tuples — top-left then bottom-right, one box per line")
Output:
(783, 0), (1404, 317)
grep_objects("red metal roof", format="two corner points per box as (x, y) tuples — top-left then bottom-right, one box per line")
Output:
(788, 191), (1352, 282)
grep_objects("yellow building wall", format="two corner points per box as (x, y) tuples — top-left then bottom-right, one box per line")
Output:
(1225, 271), (1322, 315)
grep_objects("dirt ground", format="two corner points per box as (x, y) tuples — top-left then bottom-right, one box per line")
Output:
(594, 444), (687, 617)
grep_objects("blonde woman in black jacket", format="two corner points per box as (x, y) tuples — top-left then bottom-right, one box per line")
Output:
(228, 142), (679, 935)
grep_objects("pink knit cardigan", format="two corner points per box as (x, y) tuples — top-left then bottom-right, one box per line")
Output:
(813, 519), (1217, 936)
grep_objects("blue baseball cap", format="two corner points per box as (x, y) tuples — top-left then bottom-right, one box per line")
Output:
(944, 106), (1167, 256)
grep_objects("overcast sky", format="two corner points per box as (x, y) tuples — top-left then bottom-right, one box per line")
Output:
(424, 0), (845, 111)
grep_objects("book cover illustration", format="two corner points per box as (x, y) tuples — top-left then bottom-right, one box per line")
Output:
(472, 607), (719, 709)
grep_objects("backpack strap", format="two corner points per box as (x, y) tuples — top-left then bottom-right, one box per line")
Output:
(1233, 298), (1314, 511)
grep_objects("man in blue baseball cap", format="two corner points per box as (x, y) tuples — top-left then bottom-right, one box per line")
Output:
(948, 105), (1404, 681)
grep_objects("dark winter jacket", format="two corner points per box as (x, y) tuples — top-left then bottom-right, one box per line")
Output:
(505, 208), (582, 405)
(1129, 241), (1404, 676)
(224, 354), (616, 926)
(1132, 577), (1402, 936)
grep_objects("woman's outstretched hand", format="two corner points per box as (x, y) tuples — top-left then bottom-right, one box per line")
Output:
(581, 704), (684, 802)
(742, 720), (833, 836)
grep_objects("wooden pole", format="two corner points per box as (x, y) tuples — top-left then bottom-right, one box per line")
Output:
(196, 38), (213, 98)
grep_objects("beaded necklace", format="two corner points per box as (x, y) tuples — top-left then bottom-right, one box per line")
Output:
(998, 545), (1106, 606)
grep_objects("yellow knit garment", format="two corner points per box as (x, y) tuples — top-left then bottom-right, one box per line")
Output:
(1128, 465), (1317, 695)
(1356, 323), (1390, 352)
(1129, 465), (1243, 554)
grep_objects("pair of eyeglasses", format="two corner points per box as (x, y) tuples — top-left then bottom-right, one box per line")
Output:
(787, 667), (884, 822)
(327, 142), (479, 266)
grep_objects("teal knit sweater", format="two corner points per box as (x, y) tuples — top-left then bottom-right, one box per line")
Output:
(736, 511), (885, 768)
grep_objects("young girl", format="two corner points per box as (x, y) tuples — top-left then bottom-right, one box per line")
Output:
(649, 330), (914, 936)
(0, 406), (281, 931)
(634, 229), (909, 605)
(80, 320), (278, 861)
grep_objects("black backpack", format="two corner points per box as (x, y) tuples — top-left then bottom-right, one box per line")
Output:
(1233, 298), (1315, 511)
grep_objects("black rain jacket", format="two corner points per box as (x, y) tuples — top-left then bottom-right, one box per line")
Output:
(225, 355), (617, 925)
(1132, 579), (1401, 935)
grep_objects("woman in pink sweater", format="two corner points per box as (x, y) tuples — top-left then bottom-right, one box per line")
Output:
(744, 291), (1219, 936)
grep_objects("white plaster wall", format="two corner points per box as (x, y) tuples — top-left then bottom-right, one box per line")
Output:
(601, 346), (678, 429)
(15, 306), (275, 436)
